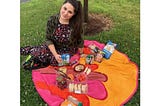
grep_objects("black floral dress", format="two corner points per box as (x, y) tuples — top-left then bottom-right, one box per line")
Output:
(21, 23), (78, 67)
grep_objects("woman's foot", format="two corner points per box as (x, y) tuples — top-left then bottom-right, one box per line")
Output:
(22, 55), (34, 70)
(22, 55), (49, 70)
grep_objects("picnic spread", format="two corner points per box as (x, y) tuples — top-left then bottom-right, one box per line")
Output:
(32, 40), (138, 106)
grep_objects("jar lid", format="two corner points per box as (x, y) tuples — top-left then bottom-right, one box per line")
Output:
(78, 102), (83, 106)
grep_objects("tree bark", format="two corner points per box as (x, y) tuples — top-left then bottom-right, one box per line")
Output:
(83, 0), (88, 23)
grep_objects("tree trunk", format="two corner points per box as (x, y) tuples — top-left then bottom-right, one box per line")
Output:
(83, 0), (88, 23)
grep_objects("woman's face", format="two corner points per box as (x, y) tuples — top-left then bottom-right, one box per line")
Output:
(60, 2), (75, 21)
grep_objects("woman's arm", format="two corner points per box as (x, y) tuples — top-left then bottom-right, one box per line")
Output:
(45, 16), (56, 46)
(46, 15), (62, 63)
(48, 44), (62, 63)
(78, 37), (84, 54)
(78, 47), (83, 54)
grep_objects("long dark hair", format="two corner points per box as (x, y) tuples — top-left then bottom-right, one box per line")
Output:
(63, 0), (83, 47)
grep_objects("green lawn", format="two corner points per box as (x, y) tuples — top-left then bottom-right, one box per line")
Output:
(20, 0), (140, 105)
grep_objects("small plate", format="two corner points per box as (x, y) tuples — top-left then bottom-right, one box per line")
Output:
(74, 64), (85, 72)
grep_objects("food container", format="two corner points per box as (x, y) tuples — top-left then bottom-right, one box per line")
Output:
(94, 51), (104, 63)
(85, 55), (94, 64)
(68, 82), (88, 94)
(58, 53), (70, 66)
(74, 64), (85, 73)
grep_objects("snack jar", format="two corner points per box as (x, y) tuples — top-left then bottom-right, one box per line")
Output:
(59, 53), (70, 66)
(85, 55), (94, 64)
(94, 50), (104, 63)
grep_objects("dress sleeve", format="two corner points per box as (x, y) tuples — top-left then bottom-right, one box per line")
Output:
(45, 16), (56, 46)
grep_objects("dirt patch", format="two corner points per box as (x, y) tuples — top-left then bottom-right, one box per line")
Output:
(20, 0), (30, 3)
(83, 13), (113, 36)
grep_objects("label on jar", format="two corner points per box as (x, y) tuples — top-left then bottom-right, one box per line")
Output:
(59, 54), (70, 66)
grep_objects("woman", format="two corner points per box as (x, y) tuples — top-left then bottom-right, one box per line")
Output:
(21, 0), (84, 70)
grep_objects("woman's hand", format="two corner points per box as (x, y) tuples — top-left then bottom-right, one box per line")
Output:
(78, 48), (83, 54)
(54, 54), (62, 63)
(48, 44), (62, 63)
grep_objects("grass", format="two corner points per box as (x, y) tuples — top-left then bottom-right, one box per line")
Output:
(20, 0), (140, 106)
